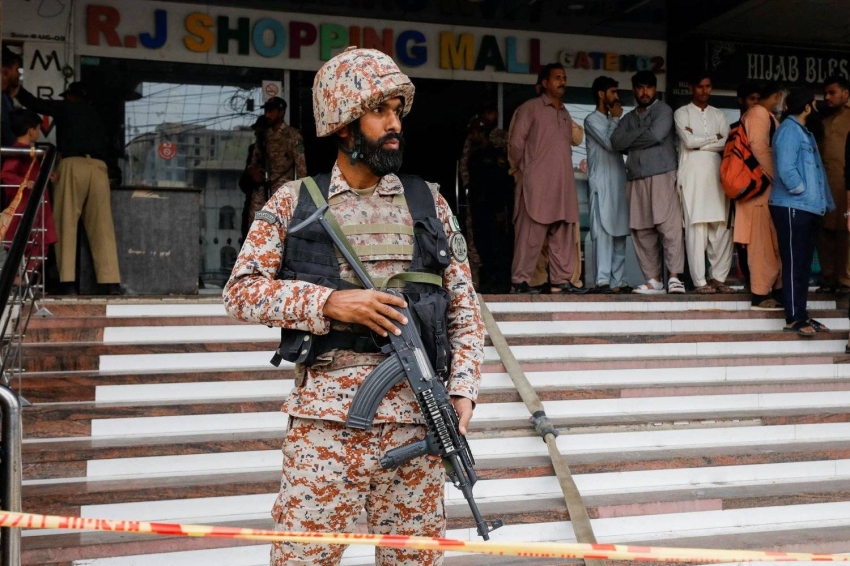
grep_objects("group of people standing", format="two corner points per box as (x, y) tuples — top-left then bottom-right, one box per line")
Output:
(500, 62), (850, 336)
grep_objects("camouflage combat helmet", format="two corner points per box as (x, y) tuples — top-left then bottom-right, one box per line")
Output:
(312, 47), (415, 138)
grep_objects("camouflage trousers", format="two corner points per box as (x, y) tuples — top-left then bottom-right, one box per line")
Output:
(270, 417), (446, 565)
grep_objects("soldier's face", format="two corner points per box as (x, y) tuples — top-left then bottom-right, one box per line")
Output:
(356, 97), (405, 176)
(264, 108), (284, 125)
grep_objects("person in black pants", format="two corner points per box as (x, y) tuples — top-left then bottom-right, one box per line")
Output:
(769, 89), (835, 336)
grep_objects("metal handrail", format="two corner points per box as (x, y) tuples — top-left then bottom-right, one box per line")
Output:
(0, 385), (21, 566)
(0, 144), (57, 387)
(0, 144), (56, 566)
(0, 145), (56, 313)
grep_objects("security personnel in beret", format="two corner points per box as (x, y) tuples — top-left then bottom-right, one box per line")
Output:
(224, 47), (483, 565)
(245, 96), (308, 226)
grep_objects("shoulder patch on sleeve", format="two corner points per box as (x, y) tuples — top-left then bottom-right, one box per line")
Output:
(254, 210), (279, 225)
(449, 215), (462, 233)
(449, 233), (468, 262)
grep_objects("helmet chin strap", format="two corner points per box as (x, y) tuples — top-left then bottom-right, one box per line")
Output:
(338, 122), (365, 166)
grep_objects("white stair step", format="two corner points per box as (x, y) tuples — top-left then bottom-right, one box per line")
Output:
(91, 413), (288, 437)
(98, 340), (846, 372)
(102, 300), (838, 319)
(86, 390), (850, 438)
(62, 459), (850, 523)
(486, 300), (836, 313)
(74, 421), (850, 478)
(101, 317), (850, 344)
(106, 304), (228, 317)
(98, 352), (292, 372)
(482, 363), (850, 390)
(92, 364), (850, 403)
(94, 380), (294, 403)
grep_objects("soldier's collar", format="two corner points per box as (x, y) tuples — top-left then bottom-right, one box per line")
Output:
(329, 163), (404, 198)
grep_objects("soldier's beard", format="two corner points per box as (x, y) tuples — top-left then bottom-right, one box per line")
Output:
(361, 132), (405, 176)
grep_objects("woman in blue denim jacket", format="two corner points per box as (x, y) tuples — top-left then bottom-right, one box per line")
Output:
(769, 88), (835, 336)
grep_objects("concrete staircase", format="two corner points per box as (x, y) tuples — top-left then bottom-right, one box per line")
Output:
(16, 293), (850, 565)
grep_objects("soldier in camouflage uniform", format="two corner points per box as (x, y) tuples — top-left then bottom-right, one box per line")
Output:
(224, 47), (483, 566)
(246, 96), (308, 226)
(459, 108), (506, 287)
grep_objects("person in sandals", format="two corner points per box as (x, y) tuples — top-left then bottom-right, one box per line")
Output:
(673, 69), (734, 295)
(769, 88), (834, 337)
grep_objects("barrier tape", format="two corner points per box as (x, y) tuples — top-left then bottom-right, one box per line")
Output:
(1, 510), (849, 562)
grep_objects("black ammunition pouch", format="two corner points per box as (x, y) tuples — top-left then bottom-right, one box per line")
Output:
(270, 174), (452, 379)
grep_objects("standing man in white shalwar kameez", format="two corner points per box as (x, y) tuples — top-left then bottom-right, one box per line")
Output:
(585, 76), (630, 293)
(674, 70), (733, 294)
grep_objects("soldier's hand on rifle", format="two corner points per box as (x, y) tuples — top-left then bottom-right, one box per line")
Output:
(451, 396), (474, 435)
(323, 289), (408, 338)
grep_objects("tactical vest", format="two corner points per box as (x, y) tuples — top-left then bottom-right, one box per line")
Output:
(272, 173), (453, 378)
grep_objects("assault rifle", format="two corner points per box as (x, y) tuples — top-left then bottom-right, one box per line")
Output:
(289, 203), (504, 541)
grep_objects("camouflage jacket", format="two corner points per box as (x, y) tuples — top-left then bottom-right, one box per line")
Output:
(459, 128), (507, 187)
(249, 122), (308, 185)
(223, 162), (483, 424)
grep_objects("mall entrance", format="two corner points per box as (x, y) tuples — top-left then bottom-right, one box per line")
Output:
(79, 58), (498, 292)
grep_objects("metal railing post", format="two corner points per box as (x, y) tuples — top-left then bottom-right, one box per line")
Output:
(0, 384), (22, 566)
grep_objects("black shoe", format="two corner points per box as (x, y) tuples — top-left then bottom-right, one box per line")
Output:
(551, 282), (589, 294)
(104, 283), (125, 296)
(511, 282), (541, 295)
(50, 282), (78, 296)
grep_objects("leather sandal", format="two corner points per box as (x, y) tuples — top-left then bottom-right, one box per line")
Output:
(784, 320), (816, 337)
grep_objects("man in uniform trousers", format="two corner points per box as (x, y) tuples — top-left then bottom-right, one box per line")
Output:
(224, 48), (483, 566)
(817, 76), (850, 293)
(245, 96), (308, 226)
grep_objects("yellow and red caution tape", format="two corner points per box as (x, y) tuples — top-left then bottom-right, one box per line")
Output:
(1, 510), (848, 562)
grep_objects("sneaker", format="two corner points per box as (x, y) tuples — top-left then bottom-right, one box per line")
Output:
(511, 282), (541, 295)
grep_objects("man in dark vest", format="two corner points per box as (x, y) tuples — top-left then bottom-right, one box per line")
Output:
(223, 48), (483, 566)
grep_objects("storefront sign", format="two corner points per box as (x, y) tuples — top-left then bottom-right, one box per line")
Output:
(708, 41), (850, 89)
(56, 1), (666, 89)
